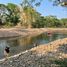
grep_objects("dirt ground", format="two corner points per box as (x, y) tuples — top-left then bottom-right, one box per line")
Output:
(0, 28), (67, 38)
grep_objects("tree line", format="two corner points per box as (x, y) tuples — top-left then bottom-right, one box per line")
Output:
(0, 1), (67, 28)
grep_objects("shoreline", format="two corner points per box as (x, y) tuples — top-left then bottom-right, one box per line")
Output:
(0, 37), (67, 60)
(0, 28), (67, 38)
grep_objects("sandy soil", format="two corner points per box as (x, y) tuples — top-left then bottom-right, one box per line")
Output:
(0, 28), (67, 38)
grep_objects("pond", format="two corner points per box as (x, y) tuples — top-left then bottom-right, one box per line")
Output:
(0, 32), (67, 59)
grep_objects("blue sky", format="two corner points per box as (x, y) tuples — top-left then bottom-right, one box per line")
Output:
(0, 0), (67, 18)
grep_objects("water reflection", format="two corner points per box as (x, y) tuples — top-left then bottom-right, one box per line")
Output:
(0, 33), (67, 59)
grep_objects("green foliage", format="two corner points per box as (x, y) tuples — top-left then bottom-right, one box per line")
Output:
(32, 16), (45, 28)
(6, 3), (20, 25)
(0, 3), (20, 27)
(32, 15), (64, 28)
(4, 22), (13, 28)
(54, 58), (67, 67)
(51, 0), (67, 6)
(60, 18), (67, 27)
(21, 0), (42, 7)
(0, 1), (67, 28)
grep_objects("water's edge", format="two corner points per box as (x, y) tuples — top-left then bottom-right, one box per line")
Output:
(0, 28), (67, 38)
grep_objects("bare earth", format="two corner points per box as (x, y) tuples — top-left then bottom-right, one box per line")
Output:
(0, 28), (67, 38)
(0, 28), (67, 67)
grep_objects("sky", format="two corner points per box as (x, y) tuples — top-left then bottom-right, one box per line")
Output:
(0, 0), (67, 19)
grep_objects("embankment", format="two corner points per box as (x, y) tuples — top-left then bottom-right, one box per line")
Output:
(0, 28), (67, 38)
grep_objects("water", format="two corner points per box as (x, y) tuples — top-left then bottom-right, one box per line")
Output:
(0, 32), (67, 59)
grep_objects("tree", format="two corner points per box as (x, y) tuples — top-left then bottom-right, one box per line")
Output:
(6, 3), (20, 26)
(0, 3), (20, 26)
(51, 0), (67, 6)
(44, 16), (62, 27)
(60, 18), (67, 27)
(20, 0), (42, 28)
(32, 16), (46, 28)
(0, 4), (8, 25)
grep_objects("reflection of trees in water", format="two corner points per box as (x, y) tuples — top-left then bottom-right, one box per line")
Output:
(6, 36), (37, 52)
(6, 33), (67, 48)
(0, 33), (67, 58)
(34, 33), (53, 43)
(0, 40), (8, 58)
(7, 39), (19, 47)
(6, 39), (21, 55)
(18, 36), (33, 46)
